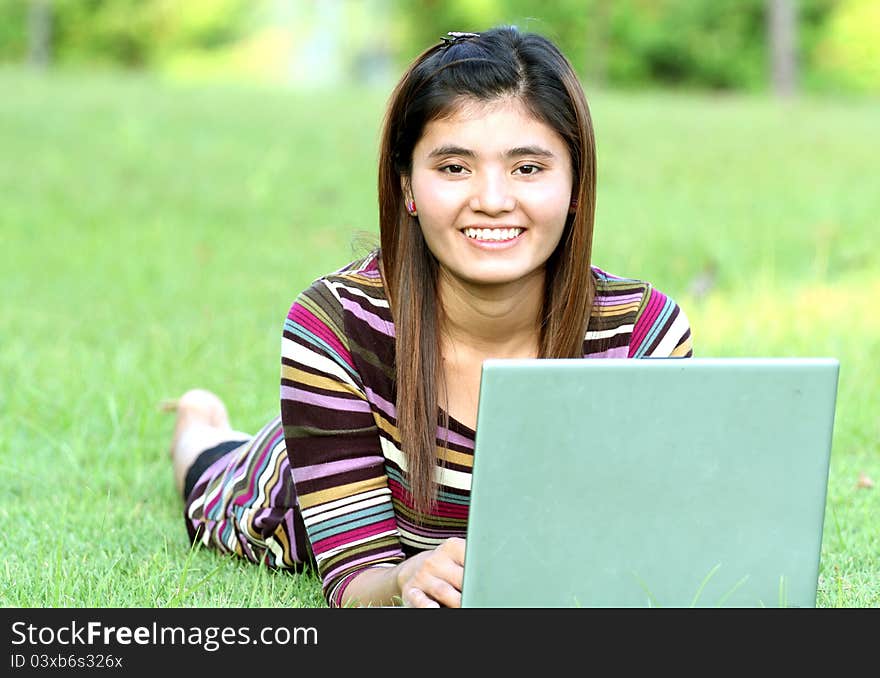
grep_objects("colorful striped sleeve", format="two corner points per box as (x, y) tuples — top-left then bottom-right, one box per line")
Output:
(628, 285), (693, 358)
(280, 277), (406, 607)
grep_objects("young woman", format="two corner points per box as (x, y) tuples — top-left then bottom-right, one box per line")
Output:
(167, 26), (693, 609)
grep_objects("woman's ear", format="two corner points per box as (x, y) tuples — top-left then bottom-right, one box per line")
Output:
(400, 175), (412, 204)
(400, 176), (417, 216)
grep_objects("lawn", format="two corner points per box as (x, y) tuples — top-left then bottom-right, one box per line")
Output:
(1, 67), (877, 607)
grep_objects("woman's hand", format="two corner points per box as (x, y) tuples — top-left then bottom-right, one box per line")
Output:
(396, 537), (466, 608)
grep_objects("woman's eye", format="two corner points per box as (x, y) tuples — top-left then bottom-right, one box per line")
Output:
(515, 164), (541, 176)
(441, 164), (466, 174)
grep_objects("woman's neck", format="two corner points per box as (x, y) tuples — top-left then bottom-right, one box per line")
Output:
(437, 267), (544, 362)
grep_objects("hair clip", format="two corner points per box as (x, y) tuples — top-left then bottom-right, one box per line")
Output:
(440, 31), (480, 47)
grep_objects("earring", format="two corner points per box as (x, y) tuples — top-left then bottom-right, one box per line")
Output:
(407, 200), (417, 216)
(569, 199), (578, 212)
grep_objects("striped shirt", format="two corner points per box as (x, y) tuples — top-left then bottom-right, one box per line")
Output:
(280, 249), (693, 606)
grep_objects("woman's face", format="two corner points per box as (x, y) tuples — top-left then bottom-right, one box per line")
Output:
(408, 97), (574, 291)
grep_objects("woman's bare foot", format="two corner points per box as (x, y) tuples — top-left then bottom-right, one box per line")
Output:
(162, 389), (246, 497)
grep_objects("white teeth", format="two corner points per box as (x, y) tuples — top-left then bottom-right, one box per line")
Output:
(463, 227), (523, 241)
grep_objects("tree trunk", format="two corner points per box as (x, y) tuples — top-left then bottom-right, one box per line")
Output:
(586, 0), (609, 87)
(28, 0), (52, 68)
(767, 0), (798, 97)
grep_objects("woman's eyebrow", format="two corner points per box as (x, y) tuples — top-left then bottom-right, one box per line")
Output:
(427, 145), (474, 159)
(426, 144), (555, 159)
(505, 145), (555, 159)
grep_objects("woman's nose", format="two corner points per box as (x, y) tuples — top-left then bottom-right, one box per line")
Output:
(469, 170), (516, 215)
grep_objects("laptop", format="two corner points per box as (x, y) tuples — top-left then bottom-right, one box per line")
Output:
(461, 357), (840, 608)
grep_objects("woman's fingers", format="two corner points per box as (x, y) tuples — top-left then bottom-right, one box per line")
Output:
(437, 538), (465, 595)
(400, 538), (466, 607)
(403, 587), (441, 608)
(404, 579), (461, 608)
(442, 537), (466, 563)
(427, 579), (462, 608)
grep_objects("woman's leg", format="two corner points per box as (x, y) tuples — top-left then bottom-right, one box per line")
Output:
(165, 389), (251, 497)
(166, 389), (313, 570)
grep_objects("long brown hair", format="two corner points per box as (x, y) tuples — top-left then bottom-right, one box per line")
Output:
(377, 26), (598, 516)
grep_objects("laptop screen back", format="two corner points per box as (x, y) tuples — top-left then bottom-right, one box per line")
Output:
(461, 357), (839, 608)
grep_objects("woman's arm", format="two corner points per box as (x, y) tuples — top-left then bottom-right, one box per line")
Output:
(629, 285), (693, 358)
(281, 279), (407, 607)
(281, 278), (468, 608)
(341, 537), (466, 608)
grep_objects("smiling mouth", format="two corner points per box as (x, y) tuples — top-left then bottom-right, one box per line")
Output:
(462, 227), (524, 242)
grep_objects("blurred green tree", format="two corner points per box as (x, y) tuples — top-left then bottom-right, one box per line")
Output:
(0, 0), (252, 68)
(812, 0), (880, 92)
(393, 0), (834, 91)
(0, 0), (28, 61)
(0, 0), (872, 94)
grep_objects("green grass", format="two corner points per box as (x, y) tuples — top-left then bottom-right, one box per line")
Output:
(1, 67), (877, 607)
